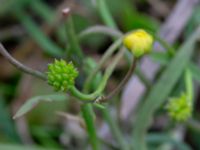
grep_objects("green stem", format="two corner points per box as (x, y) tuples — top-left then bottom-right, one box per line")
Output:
(0, 43), (46, 81)
(106, 58), (137, 100)
(70, 86), (101, 101)
(102, 108), (130, 150)
(81, 104), (100, 150)
(84, 38), (123, 91)
(78, 25), (122, 40)
(96, 0), (117, 29)
(99, 58), (137, 103)
(65, 14), (84, 65)
(184, 69), (193, 101)
(61, 19), (92, 148)
(70, 47), (125, 101)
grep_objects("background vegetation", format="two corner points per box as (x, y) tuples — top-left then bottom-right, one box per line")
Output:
(0, 0), (200, 149)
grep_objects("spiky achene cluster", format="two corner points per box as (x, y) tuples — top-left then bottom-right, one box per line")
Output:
(47, 59), (78, 92)
(166, 93), (192, 122)
(123, 29), (153, 58)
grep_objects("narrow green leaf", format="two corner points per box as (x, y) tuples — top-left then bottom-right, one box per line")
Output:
(147, 133), (192, 150)
(13, 94), (67, 119)
(150, 52), (200, 84)
(15, 9), (64, 57)
(0, 0), (29, 15)
(96, 0), (117, 29)
(132, 27), (200, 150)
(149, 51), (171, 65)
(0, 96), (20, 142)
(31, 0), (54, 24)
(65, 15), (84, 65)
(189, 62), (200, 83)
(102, 108), (130, 150)
(0, 144), (58, 150)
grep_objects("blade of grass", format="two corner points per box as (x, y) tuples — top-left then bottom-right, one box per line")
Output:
(102, 108), (130, 150)
(65, 14), (84, 66)
(15, 8), (64, 57)
(0, 96), (20, 142)
(150, 51), (200, 83)
(13, 94), (67, 119)
(0, 144), (57, 150)
(132, 27), (200, 150)
(30, 0), (66, 45)
(0, 0), (29, 15)
(96, 0), (117, 29)
(147, 133), (192, 150)
(31, 0), (54, 24)
(189, 62), (200, 83)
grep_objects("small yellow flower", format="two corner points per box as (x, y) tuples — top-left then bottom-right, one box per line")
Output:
(123, 29), (153, 58)
(166, 93), (192, 122)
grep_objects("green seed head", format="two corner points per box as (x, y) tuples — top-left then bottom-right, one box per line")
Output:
(166, 93), (192, 122)
(47, 59), (78, 92)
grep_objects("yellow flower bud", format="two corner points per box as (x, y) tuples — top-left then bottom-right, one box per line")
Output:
(123, 29), (153, 58)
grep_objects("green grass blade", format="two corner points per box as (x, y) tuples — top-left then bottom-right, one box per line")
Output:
(0, 0), (29, 15)
(31, 0), (54, 24)
(150, 52), (200, 84)
(147, 133), (192, 150)
(13, 94), (67, 119)
(0, 144), (58, 150)
(96, 0), (117, 29)
(0, 96), (20, 142)
(15, 9), (64, 57)
(65, 15), (84, 66)
(132, 27), (200, 150)
(102, 108), (130, 150)
(189, 62), (200, 83)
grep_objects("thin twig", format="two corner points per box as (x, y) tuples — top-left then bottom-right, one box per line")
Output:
(83, 38), (123, 92)
(78, 25), (122, 40)
(98, 58), (137, 103)
(0, 43), (46, 80)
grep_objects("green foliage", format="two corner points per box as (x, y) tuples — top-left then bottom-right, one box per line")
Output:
(1, 0), (200, 149)
(13, 94), (67, 119)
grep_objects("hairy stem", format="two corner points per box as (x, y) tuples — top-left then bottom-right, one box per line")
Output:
(84, 38), (122, 92)
(81, 104), (100, 150)
(79, 25), (122, 40)
(0, 43), (46, 80)
(70, 47), (125, 101)
(104, 58), (137, 101)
